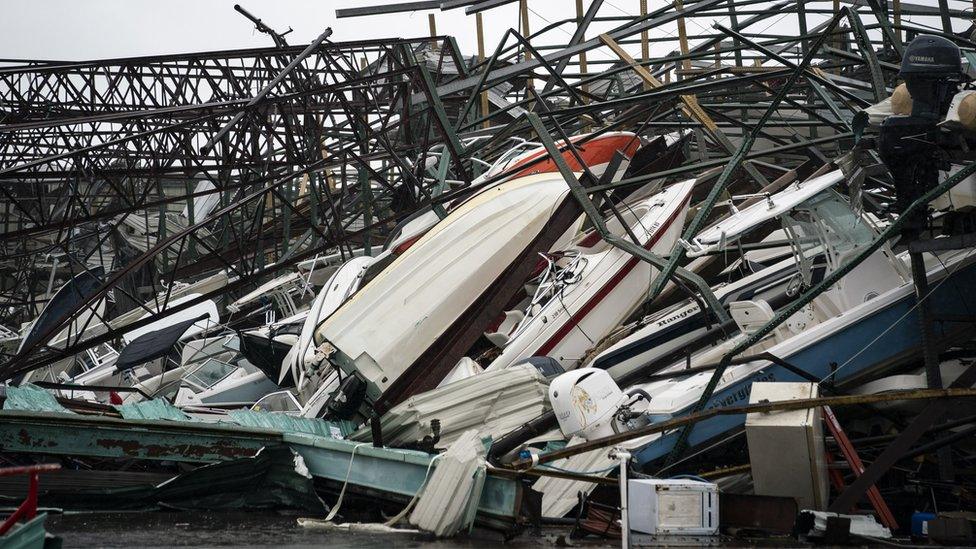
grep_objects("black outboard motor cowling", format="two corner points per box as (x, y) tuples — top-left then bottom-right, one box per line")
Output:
(900, 34), (964, 120)
(323, 374), (366, 420)
(879, 34), (964, 235)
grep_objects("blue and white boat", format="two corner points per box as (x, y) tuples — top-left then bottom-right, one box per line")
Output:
(582, 169), (976, 468)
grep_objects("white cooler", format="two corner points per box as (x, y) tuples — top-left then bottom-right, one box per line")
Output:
(627, 478), (719, 536)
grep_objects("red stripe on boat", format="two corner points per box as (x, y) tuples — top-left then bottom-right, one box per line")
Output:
(509, 134), (640, 179)
(532, 186), (693, 357)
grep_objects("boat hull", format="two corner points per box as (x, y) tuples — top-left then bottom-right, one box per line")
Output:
(629, 252), (976, 467)
(508, 132), (638, 180)
(316, 173), (572, 406)
(486, 180), (695, 372)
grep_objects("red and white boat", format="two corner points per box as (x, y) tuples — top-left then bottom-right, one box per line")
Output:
(384, 131), (642, 254)
(482, 179), (695, 373)
(472, 131), (641, 184)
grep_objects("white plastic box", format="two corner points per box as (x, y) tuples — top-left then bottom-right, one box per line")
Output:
(627, 478), (719, 536)
(745, 382), (828, 510)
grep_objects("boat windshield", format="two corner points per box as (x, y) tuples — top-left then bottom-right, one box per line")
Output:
(184, 358), (237, 391)
(783, 189), (876, 274)
(252, 390), (302, 414)
(492, 141), (537, 172)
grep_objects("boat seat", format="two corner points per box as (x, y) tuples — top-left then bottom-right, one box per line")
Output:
(485, 310), (525, 348)
(729, 299), (775, 335)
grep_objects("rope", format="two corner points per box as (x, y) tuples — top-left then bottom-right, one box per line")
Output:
(820, 248), (976, 385)
(323, 442), (370, 522)
(318, 446), (443, 528)
(382, 453), (444, 527)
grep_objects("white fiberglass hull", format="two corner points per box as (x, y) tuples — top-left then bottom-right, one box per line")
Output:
(315, 173), (572, 403)
(288, 255), (373, 387)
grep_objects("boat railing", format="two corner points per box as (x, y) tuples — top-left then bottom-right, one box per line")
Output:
(0, 463), (60, 536)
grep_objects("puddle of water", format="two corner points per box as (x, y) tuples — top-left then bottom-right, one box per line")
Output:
(46, 511), (539, 549)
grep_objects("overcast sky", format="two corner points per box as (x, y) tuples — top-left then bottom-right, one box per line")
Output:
(0, 0), (769, 64)
(0, 1), (602, 60)
(0, 1), (956, 63)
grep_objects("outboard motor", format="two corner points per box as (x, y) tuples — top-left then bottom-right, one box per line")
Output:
(879, 34), (964, 234)
(549, 368), (650, 440)
(323, 375), (366, 420)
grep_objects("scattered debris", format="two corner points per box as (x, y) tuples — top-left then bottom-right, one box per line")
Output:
(797, 509), (892, 543)
(4, 0), (976, 545)
(409, 429), (486, 537)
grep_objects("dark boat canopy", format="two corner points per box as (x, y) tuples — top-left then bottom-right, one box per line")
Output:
(116, 314), (209, 371)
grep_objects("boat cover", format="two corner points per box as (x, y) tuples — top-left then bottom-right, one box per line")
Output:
(18, 266), (104, 354)
(116, 314), (209, 371)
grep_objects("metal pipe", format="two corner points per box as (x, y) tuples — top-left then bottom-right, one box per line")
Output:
(609, 447), (632, 549)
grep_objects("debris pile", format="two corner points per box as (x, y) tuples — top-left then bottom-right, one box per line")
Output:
(3, 0), (976, 546)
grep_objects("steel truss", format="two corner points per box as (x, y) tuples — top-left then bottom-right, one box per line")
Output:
(0, 0), (970, 381)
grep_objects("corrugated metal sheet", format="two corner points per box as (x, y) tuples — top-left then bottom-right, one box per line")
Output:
(226, 410), (356, 438)
(1, 513), (47, 549)
(0, 408), (276, 463)
(409, 429), (486, 537)
(115, 399), (194, 421)
(6, 445), (325, 513)
(2, 384), (73, 414)
(532, 436), (617, 518)
(351, 364), (552, 448)
(0, 470), (173, 497)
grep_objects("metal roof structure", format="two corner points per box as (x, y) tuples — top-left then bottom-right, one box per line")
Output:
(0, 0), (968, 383)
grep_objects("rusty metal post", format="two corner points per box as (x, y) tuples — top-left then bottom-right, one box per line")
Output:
(910, 250), (954, 481)
(476, 12), (490, 129)
(520, 0), (532, 92)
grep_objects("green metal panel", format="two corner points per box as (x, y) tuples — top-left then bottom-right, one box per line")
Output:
(0, 513), (47, 549)
(2, 384), (72, 414)
(116, 399), (193, 422)
(845, 9), (887, 103)
(226, 409), (356, 438)
(284, 433), (519, 523)
(0, 410), (280, 463)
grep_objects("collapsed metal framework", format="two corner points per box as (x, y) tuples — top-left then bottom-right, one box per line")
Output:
(0, 0), (969, 381)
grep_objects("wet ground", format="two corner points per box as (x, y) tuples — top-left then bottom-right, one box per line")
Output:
(44, 510), (809, 548)
(46, 511), (559, 548)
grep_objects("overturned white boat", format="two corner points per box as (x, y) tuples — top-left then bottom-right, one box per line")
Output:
(310, 172), (575, 418)
(363, 131), (643, 285)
